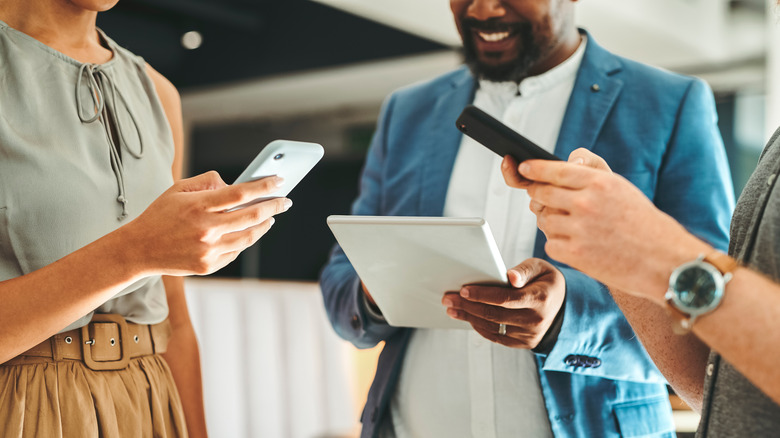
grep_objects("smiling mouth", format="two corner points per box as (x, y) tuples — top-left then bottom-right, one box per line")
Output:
(477, 31), (512, 43)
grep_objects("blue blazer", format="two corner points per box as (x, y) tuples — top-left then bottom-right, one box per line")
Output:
(320, 33), (734, 438)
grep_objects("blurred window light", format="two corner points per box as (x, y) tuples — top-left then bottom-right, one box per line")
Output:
(181, 31), (203, 50)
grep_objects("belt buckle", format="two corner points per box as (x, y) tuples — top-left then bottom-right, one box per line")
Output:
(80, 314), (130, 371)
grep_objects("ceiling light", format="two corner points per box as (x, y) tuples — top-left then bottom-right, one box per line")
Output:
(181, 31), (203, 50)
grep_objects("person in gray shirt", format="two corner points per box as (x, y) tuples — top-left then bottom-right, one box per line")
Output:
(500, 128), (780, 436)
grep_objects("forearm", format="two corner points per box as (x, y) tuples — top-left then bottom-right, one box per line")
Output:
(610, 290), (710, 412)
(691, 267), (780, 405)
(622, 242), (780, 406)
(161, 276), (208, 438)
(0, 226), (144, 363)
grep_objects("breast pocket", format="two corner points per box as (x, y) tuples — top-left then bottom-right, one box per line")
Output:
(613, 396), (677, 437)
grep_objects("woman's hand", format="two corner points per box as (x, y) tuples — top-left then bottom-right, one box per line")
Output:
(120, 171), (291, 277)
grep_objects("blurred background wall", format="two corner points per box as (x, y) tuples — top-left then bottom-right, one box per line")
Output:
(96, 1), (779, 436)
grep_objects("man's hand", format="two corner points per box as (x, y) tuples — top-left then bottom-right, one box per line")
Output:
(519, 158), (711, 302)
(501, 147), (612, 190)
(442, 258), (565, 349)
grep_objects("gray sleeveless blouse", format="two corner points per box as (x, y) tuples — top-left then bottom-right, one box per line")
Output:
(0, 21), (174, 332)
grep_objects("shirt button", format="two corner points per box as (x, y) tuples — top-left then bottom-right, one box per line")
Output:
(706, 363), (715, 377)
(350, 314), (360, 330)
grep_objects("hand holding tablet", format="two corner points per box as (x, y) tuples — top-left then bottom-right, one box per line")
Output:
(327, 215), (508, 329)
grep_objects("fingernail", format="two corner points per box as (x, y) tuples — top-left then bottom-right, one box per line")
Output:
(442, 297), (453, 307)
(446, 308), (459, 318)
(519, 162), (530, 174)
(269, 217), (275, 226)
(274, 177), (285, 188)
(574, 157), (584, 165)
(283, 198), (293, 210)
(460, 288), (470, 298)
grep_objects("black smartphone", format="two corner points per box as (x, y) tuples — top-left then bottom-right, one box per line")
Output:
(455, 105), (561, 162)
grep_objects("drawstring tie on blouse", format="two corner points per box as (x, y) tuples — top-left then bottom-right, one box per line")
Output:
(76, 63), (145, 220)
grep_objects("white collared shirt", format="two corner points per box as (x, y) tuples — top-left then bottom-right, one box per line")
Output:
(389, 38), (587, 438)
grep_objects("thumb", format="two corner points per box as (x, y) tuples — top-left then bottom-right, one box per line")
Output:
(568, 148), (612, 172)
(507, 258), (546, 289)
(176, 171), (228, 193)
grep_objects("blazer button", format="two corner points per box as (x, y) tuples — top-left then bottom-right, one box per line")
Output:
(585, 357), (602, 368)
(564, 354), (581, 367)
(350, 314), (361, 330)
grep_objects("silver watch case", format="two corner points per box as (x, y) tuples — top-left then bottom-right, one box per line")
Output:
(665, 255), (730, 321)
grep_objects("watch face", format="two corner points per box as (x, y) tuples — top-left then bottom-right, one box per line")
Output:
(674, 265), (718, 308)
(669, 260), (725, 314)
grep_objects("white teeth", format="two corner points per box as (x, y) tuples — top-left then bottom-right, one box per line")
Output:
(478, 31), (510, 42)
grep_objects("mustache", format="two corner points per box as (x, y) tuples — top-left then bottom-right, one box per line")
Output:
(460, 17), (525, 33)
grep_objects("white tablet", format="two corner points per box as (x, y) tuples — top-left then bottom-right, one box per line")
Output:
(327, 215), (508, 329)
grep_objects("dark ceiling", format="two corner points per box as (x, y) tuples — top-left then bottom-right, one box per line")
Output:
(98, 0), (448, 91)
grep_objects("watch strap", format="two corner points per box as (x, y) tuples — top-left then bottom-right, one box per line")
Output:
(703, 251), (739, 278)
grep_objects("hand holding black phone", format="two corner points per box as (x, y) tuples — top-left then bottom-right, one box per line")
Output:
(455, 105), (561, 162)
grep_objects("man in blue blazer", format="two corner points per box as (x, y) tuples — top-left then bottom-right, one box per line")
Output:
(320, 0), (734, 436)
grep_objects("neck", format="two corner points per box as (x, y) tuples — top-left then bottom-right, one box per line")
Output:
(0, 0), (111, 64)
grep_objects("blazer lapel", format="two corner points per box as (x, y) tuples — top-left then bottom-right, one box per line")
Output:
(419, 68), (476, 216)
(554, 32), (624, 160)
(536, 32), (624, 260)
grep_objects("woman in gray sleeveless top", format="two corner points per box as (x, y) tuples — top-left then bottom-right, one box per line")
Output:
(510, 108), (780, 433)
(0, 1), (291, 437)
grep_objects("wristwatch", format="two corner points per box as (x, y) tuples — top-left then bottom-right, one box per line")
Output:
(665, 252), (738, 334)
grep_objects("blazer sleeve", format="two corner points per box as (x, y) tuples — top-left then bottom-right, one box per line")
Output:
(653, 78), (734, 251)
(537, 78), (734, 382)
(319, 94), (403, 349)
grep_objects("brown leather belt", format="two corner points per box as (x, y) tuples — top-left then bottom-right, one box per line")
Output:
(1, 314), (171, 371)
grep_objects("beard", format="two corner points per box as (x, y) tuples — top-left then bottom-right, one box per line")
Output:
(460, 18), (541, 83)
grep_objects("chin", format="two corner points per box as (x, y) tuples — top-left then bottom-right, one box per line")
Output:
(464, 52), (535, 83)
(68, 0), (121, 12)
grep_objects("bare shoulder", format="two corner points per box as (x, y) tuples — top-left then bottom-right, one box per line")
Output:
(144, 63), (181, 108)
(144, 63), (184, 178)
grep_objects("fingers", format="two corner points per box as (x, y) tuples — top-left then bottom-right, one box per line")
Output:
(567, 148), (612, 172)
(518, 160), (593, 189)
(525, 182), (578, 212)
(535, 210), (574, 241)
(445, 294), (542, 326)
(454, 284), (549, 315)
(204, 176), (286, 211)
(442, 294), (542, 349)
(218, 197), (291, 233)
(471, 323), (538, 349)
(500, 156), (532, 189)
(506, 258), (553, 289)
(175, 171), (228, 192)
(217, 217), (276, 254)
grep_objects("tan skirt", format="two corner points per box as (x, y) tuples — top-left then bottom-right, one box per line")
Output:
(0, 354), (188, 437)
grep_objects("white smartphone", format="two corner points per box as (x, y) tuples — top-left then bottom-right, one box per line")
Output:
(231, 139), (324, 208)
